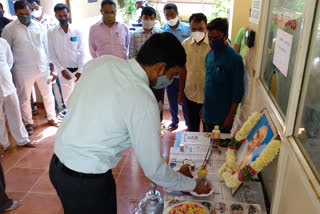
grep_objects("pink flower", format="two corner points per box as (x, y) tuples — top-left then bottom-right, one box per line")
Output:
(229, 146), (236, 150)
(248, 166), (257, 176)
(240, 139), (245, 144)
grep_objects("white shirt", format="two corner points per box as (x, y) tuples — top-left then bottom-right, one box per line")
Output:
(48, 24), (86, 74)
(54, 56), (196, 191)
(0, 38), (15, 97)
(1, 19), (49, 73)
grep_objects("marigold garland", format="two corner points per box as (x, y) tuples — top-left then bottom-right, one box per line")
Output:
(218, 112), (281, 188)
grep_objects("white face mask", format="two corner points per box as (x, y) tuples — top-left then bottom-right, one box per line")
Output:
(191, 31), (205, 43)
(167, 16), (179, 26)
(142, 20), (155, 29)
(136, 8), (143, 17)
(31, 7), (42, 18)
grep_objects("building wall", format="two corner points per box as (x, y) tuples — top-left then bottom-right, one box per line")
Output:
(230, 0), (252, 45)
(242, 0), (320, 213)
(69, 0), (102, 25)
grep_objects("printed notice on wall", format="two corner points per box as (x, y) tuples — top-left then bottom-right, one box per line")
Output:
(273, 28), (293, 77)
(249, 0), (262, 24)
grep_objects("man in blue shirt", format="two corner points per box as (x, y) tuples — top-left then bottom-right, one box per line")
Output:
(202, 18), (244, 133)
(161, 3), (190, 131)
(0, 3), (11, 36)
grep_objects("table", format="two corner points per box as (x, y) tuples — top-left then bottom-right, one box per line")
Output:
(163, 132), (268, 214)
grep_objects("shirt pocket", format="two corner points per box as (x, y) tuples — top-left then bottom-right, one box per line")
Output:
(30, 31), (42, 48)
(212, 66), (228, 85)
(69, 36), (79, 51)
(181, 33), (189, 38)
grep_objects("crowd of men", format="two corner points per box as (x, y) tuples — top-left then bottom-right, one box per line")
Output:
(0, 0), (244, 212)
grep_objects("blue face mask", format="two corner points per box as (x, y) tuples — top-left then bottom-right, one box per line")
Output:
(0, 11), (3, 17)
(152, 75), (174, 89)
(18, 15), (32, 25)
(209, 39), (226, 53)
(58, 18), (69, 26)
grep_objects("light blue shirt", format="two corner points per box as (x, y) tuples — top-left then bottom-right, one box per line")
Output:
(54, 56), (196, 191)
(161, 21), (191, 44)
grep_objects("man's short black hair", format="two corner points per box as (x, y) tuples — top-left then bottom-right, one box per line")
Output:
(54, 3), (70, 13)
(101, 0), (116, 8)
(0, 3), (3, 10)
(141, 6), (156, 17)
(163, 3), (178, 13)
(207, 18), (228, 35)
(14, 1), (32, 11)
(137, 32), (186, 70)
(189, 13), (207, 26)
(27, 0), (40, 5)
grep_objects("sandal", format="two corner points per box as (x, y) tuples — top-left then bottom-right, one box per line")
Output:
(6, 200), (23, 211)
(25, 124), (33, 136)
(21, 142), (37, 148)
(167, 123), (179, 132)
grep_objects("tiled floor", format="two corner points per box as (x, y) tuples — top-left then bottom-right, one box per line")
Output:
(2, 106), (187, 214)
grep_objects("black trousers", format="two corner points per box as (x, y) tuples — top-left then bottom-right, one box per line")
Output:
(185, 96), (203, 132)
(49, 154), (116, 214)
(0, 162), (12, 213)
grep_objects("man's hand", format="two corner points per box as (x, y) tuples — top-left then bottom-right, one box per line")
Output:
(199, 106), (204, 119)
(177, 93), (185, 105)
(75, 73), (81, 82)
(61, 70), (72, 80)
(50, 71), (58, 82)
(193, 178), (212, 194)
(222, 114), (233, 132)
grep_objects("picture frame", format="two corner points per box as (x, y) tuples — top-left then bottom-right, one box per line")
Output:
(232, 109), (278, 195)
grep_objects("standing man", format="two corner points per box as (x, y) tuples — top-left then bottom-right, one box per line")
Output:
(161, 3), (190, 131)
(48, 3), (86, 107)
(28, 0), (56, 30)
(202, 18), (244, 133)
(89, 0), (130, 59)
(0, 161), (22, 212)
(28, 0), (64, 116)
(179, 13), (210, 132)
(0, 37), (36, 156)
(129, 6), (164, 122)
(49, 32), (209, 214)
(0, 2), (11, 36)
(2, 1), (59, 135)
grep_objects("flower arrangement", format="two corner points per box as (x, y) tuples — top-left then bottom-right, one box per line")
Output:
(218, 112), (281, 188)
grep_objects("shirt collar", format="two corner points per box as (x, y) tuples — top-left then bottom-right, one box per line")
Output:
(128, 59), (149, 86)
(57, 24), (71, 33)
(164, 20), (182, 32)
(140, 27), (158, 34)
(16, 18), (35, 28)
(99, 18), (118, 26)
(190, 33), (209, 45)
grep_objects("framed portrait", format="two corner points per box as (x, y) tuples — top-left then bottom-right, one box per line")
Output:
(232, 109), (278, 195)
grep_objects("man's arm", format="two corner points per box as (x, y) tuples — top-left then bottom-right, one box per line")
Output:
(77, 30), (86, 75)
(123, 87), (196, 191)
(222, 56), (244, 131)
(128, 34), (136, 59)
(4, 40), (14, 69)
(47, 30), (64, 75)
(124, 25), (130, 60)
(178, 66), (187, 105)
(1, 26), (13, 47)
(88, 27), (97, 58)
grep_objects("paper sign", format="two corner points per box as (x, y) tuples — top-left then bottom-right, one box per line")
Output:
(249, 0), (262, 25)
(273, 28), (293, 77)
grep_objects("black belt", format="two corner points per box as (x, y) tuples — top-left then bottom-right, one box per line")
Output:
(52, 154), (111, 178)
(66, 67), (78, 73)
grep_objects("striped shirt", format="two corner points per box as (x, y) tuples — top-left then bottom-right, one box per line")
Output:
(129, 27), (163, 59)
